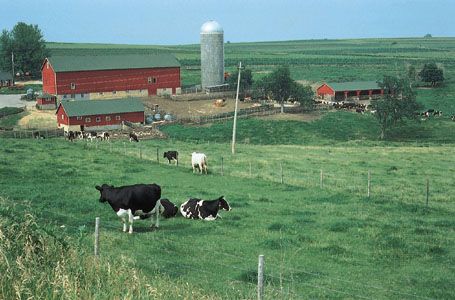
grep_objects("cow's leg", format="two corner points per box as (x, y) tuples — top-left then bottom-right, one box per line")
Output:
(128, 209), (134, 234)
(116, 209), (128, 232)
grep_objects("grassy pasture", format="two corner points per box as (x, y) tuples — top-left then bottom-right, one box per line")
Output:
(0, 137), (454, 299)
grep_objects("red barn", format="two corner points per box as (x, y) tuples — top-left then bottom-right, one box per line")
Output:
(56, 98), (144, 132)
(317, 81), (383, 101)
(42, 53), (181, 101)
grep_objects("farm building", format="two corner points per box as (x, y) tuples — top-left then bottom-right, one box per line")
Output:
(42, 53), (181, 101)
(36, 93), (57, 110)
(317, 81), (383, 101)
(0, 70), (13, 87)
(56, 98), (144, 132)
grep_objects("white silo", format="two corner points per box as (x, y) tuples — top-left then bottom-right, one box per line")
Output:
(200, 20), (224, 88)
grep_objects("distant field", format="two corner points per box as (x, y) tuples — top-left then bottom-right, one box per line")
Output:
(47, 38), (455, 114)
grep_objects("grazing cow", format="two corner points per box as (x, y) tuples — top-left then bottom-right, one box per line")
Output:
(433, 110), (442, 117)
(180, 196), (231, 221)
(67, 131), (76, 142)
(191, 152), (208, 174)
(163, 151), (179, 164)
(451, 115), (455, 121)
(87, 131), (98, 142)
(99, 132), (110, 141)
(129, 132), (139, 142)
(95, 183), (165, 234)
(33, 131), (45, 139)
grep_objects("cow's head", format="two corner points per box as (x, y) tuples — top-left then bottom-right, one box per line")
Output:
(218, 196), (231, 211)
(160, 199), (178, 218)
(163, 152), (168, 158)
(95, 184), (114, 202)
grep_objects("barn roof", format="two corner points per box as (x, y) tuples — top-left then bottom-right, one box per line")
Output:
(47, 53), (180, 72)
(325, 81), (381, 92)
(59, 98), (144, 117)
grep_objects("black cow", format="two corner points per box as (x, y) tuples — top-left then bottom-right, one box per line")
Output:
(451, 115), (455, 121)
(180, 196), (231, 221)
(163, 151), (179, 165)
(67, 131), (75, 142)
(138, 198), (178, 219)
(96, 183), (167, 233)
(33, 131), (45, 139)
(129, 132), (139, 142)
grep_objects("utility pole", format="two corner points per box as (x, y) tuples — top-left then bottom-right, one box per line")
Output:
(231, 61), (243, 155)
(11, 52), (15, 86)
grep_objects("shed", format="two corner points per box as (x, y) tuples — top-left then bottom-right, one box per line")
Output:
(317, 81), (383, 101)
(56, 98), (145, 132)
(36, 93), (57, 110)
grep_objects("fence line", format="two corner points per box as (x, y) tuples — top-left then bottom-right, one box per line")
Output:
(0, 128), (64, 139)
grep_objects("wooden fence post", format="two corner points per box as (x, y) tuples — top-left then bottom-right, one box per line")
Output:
(368, 170), (371, 198)
(156, 147), (159, 163)
(221, 157), (224, 176)
(123, 142), (126, 155)
(139, 147), (142, 159)
(258, 255), (264, 300)
(249, 162), (252, 177)
(94, 217), (100, 257)
(280, 163), (284, 184)
(426, 179), (429, 207)
(320, 169), (324, 189)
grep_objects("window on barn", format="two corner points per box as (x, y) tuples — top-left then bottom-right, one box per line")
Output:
(85, 117), (91, 123)
(115, 115), (121, 121)
(106, 116), (111, 121)
(77, 116), (82, 120)
(46, 62), (49, 69)
(96, 117), (101, 122)
(70, 83), (76, 90)
(148, 77), (157, 84)
(61, 114), (64, 120)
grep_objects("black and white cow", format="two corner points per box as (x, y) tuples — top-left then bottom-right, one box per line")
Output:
(33, 131), (45, 139)
(164, 151), (179, 164)
(180, 196), (231, 221)
(88, 131), (98, 142)
(96, 183), (170, 233)
(129, 132), (139, 142)
(98, 131), (110, 141)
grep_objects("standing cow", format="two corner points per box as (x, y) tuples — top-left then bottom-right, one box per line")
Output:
(129, 132), (139, 142)
(191, 152), (208, 174)
(164, 151), (179, 165)
(96, 183), (174, 234)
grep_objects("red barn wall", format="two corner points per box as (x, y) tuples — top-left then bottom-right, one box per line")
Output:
(55, 67), (180, 96)
(317, 84), (334, 97)
(42, 60), (57, 95)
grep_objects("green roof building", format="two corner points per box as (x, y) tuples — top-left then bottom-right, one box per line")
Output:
(56, 98), (145, 132)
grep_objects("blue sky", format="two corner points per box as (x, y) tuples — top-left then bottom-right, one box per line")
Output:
(1, 0), (454, 45)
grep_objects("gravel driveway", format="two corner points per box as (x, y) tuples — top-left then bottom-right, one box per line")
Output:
(0, 94), (35, 109)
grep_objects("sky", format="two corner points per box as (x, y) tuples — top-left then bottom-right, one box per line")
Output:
(1, 0), (454, 45)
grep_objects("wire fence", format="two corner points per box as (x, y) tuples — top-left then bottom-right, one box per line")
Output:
(0, 128), (65, 138)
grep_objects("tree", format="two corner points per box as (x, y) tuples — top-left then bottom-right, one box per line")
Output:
(256, 66), (314, 112)
(407, 65), (417, 85)
(0, 22), (49, 78)
(371, 75), (422, 139)
(418, 62), (444, 87)
(227, 68), (253, 98)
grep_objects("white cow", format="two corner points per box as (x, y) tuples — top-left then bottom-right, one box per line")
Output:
(191, 152), (208, 174)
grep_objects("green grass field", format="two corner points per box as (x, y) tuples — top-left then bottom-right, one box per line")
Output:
(0, 135), (453, 299)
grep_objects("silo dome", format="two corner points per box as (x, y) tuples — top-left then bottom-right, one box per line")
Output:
(201, 20), (223, 34)
(200, 20), (224, 88)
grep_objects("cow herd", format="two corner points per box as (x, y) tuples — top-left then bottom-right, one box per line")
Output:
(66, 130), (110, 142)
(95, 182), (231, 234)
